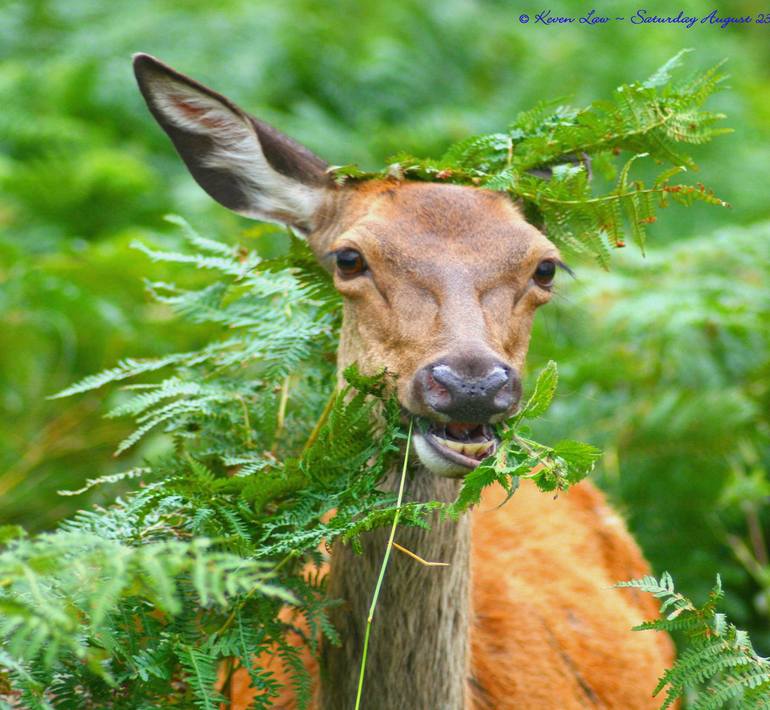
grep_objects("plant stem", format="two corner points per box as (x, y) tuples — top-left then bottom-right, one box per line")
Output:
(250, 389), (338, 512)
(236, 395), (253, 448)
(215, 550), (300, 636)
(392, 542), (449, 567)
(270, 375), (291, 453)
(743, 502), (769, 568)
(301, 388), (337, 455)
(353, 419), (413, 710)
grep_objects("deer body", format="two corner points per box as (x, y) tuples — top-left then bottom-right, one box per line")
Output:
(133, 55), (675, 709)
(324, 472), (472, 709)
(323, 477), (675, 710)
(229, 477), (672, 709)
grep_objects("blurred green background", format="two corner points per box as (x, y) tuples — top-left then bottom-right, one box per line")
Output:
(1, 0), (769, 649)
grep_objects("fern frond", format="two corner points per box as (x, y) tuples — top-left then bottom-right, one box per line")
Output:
(619, 573), (770, 708)
(332, 52), (729, 263)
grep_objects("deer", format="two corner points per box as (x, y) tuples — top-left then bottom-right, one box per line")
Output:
(133, 54), (675, 709)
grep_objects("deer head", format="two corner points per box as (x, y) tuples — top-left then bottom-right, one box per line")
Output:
(134, 54), (565, 478)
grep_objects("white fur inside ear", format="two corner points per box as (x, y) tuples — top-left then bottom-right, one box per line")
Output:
(148, 76), (324, 228)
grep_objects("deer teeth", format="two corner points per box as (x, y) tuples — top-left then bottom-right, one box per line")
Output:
(433, 437), (493, 458)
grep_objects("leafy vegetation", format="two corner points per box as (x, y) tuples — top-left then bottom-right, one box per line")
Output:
(3, 0), (768, 532)
(620, 574), (770, 708)
(2, 1), (769, 706)
(334, 49), (730, 264)
(532, 220), (770, 656)
(0, 217), (595, 707)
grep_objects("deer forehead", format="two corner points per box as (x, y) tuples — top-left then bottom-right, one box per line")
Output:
(327, 181), (558, 285)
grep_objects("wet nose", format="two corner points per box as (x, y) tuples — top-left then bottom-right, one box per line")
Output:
(415, 357), (520, 422)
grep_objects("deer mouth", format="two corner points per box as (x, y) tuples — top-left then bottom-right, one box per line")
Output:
(413, 419), (498, 477)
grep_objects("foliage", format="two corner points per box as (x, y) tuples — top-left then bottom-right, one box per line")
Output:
(2, 1), (769, 704)
(448, 361), (601, 517)
(530, 220), (770, 654)
(2, 0), (768, 595)
(0, 218), (594, 707)
(0, 531), (286, 703)
(332, 50), (730, 265)
(619, 574), (770, 708)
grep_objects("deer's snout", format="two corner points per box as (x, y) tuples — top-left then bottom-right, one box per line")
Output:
(415, 355), (521, 423)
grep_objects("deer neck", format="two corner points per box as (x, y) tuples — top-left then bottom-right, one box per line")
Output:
(321, 467), (472, 710)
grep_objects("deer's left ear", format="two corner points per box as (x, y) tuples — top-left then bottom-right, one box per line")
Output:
(133, 53), (332, 234)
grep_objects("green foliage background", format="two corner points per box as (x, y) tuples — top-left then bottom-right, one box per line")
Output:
(1, 0), (769, 674)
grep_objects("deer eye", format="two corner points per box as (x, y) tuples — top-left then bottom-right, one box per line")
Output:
(533, 259), (556, 288)
(335, 249), (367, 277)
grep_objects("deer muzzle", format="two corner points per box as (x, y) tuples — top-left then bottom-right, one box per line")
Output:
(410, 355), (522, 477)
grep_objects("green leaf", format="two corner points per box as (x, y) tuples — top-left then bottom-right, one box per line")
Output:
(519, 360), (558, 419)
(178, 646), (224, 710)
(552, 440), (602, 477)
(643, 48), (693, 89)
(0, 525), (26, 545)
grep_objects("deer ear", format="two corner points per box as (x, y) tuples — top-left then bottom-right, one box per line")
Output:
(133, 53), (332, 234)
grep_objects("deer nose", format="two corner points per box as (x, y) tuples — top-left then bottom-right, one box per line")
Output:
(415, 359), (520, 422)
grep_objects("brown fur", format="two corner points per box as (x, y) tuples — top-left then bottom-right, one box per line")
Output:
(132, 58), (675, 709)
(322, 471), (472, 709)
(227, 480), (674, 709)
(311, 181), (556, 410)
